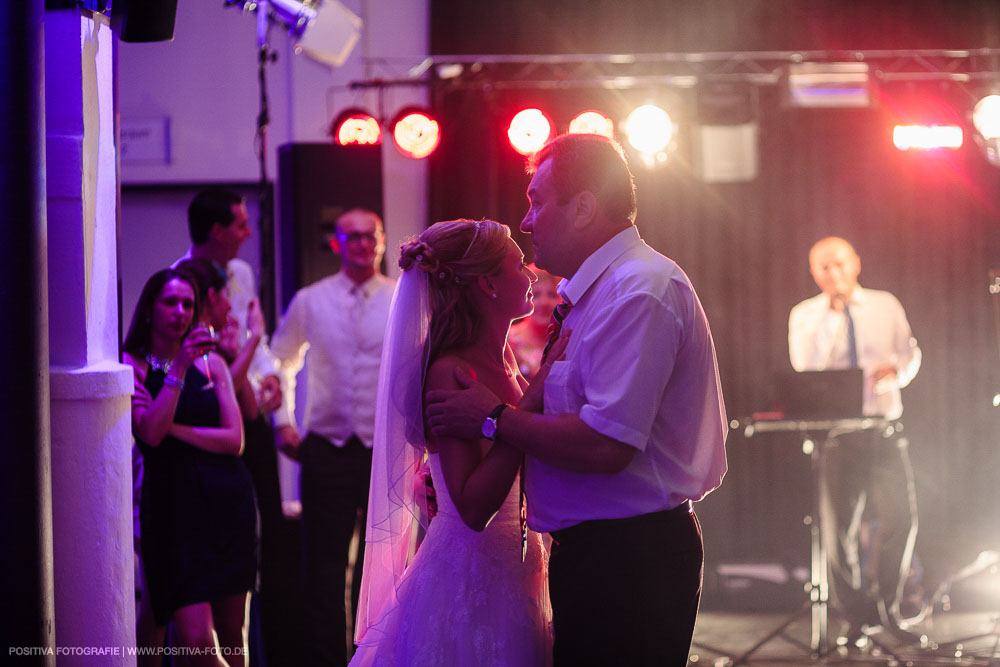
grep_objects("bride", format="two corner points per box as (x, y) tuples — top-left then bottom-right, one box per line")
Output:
(349, 219), (562, 666)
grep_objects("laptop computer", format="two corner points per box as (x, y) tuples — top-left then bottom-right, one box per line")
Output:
(771, 369), (865, 420)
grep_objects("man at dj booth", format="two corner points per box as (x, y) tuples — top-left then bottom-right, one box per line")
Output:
(788, 236), (922, 637)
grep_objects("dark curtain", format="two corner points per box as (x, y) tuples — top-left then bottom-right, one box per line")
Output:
(429, 0), (1000, 595)
(431, 0), (1000, 54)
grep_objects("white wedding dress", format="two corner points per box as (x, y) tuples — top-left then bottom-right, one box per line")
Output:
(349, 452), (552, 667)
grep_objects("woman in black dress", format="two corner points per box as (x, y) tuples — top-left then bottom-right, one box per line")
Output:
(175, 258), (266, 419)
(124, 268), (257, 666)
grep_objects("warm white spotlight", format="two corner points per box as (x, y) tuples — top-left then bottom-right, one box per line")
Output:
(508, 108), (553, 156)
(392, 110), (441, 159)
(624, 105), (675, 155)
(568, 111), (615, 139)
(973, 95), (1000, 140)
(332, 110), (382, 146)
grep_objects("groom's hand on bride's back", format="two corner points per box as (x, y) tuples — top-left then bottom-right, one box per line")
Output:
(425, 367), (500, 440)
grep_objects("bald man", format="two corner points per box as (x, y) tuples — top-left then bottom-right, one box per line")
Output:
(789, 237), (922, 636)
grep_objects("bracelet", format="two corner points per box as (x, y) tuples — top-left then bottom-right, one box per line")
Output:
(162, 374), (185, 391)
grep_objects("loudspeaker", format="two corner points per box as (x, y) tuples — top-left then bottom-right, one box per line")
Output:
(46, 0), (108, 10)
(111, 0), (178, 43)
(693, 123), (759, 183)
(277, 143), (383, 309)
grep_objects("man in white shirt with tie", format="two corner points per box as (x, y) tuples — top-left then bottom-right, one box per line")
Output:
(789, 236), (922, 634)
(271, 208), (394, 666)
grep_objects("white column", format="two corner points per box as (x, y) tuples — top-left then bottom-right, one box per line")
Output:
(46, 8), (136, 665)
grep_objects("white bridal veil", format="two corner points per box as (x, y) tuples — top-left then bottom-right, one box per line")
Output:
(353, 266), (432, 648)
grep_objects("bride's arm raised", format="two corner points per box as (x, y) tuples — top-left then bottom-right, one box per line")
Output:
(425, 356), (522, 532)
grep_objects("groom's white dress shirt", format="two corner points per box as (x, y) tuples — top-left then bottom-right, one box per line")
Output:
(526, 226), (729, 533)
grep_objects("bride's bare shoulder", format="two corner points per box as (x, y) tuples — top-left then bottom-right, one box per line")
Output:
(425, 353), (475, 392)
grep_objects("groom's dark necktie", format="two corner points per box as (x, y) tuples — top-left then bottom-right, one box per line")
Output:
(541, 301), (573, 364)
(523, 299), (571, 561)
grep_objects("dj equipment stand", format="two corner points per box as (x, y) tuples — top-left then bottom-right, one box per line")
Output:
(720, 416), (905, 665)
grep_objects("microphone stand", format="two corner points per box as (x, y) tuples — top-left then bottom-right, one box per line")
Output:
(255, 3), (277, 330)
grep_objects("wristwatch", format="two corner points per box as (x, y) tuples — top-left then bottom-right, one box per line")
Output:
(482, 403), (511, 441)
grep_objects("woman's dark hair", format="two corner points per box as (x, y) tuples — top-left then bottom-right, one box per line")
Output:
(123, 268), (200, 358)
(175, 258), (227, 306)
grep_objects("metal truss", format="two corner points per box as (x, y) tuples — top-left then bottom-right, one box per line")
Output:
(350, 49), (1000, 92)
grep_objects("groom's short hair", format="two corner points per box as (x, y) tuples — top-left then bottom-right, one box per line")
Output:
(527, 133), (637, 225)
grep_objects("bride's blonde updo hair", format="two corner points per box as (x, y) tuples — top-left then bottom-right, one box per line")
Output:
(399, 219), (511, 356)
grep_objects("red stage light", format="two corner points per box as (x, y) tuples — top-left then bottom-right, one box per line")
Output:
(892, 125), (963, 151)
(508, 108), (553, 156)
(568, 110), (615, 139)
(332, 109), (382, 146)
(392, 109), (441, 159)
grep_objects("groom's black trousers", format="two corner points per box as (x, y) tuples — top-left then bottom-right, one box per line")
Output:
(549, 503), (703, 667)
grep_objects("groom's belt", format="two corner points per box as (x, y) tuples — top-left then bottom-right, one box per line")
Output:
(550, 501), (693, 543)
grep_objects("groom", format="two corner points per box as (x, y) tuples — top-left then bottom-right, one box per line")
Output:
(426, 133), (729, 665)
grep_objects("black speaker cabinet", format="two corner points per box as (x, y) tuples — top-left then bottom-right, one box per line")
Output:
(111, 0), (178, 43)
(277, 142), (383, 309)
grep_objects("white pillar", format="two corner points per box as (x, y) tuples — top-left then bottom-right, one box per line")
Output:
(46, 8), (136, 665)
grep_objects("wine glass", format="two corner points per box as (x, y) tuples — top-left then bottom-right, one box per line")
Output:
(199, 323), (218, 390)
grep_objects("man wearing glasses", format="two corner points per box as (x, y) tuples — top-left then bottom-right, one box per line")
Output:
(271, 208), (394, 666)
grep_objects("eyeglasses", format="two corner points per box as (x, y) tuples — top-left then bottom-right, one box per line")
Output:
(337, 232), (382, 244)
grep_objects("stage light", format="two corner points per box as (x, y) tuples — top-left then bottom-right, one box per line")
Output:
(624, 104), (675, 155)
(392, 109), (441, 159)
(973, 95), (1000, 140)
(331, 109), (382, 146)
(508, 108), (553, 156)
(785, 62), (871, 108)
(568, 111), (615, 139)
(295, 0), (362, 66)
(892, 125), (963, 151)
(227, 0), (361, 66)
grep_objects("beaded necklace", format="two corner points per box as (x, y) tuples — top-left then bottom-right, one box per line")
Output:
(145, 353), (174, 373)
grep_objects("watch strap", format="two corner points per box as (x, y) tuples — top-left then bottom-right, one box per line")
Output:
(488, 403), (510, 422)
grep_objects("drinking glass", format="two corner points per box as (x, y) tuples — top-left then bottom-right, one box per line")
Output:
(199, 323), (218, 390)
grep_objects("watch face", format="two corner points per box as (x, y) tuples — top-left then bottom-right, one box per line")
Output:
(482, 418), (498, 440)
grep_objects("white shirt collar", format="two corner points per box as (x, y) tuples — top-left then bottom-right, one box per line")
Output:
(335, 271), (383, 298)
(559, 225), (641, 306)
(822, 285), (866, 310)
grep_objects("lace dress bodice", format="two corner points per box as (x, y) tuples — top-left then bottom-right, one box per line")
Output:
(350, 452), (552, 667)
(424, 452), (526, 559)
